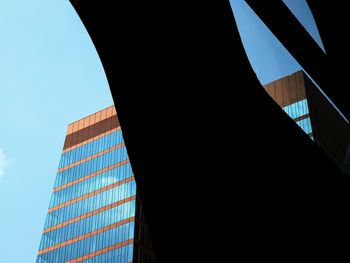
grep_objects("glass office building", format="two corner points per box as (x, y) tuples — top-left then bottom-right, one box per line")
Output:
(37, 106), (156, 263)
(282, 99), (312, 137)
(263, 71), (350, 173)
(263, 71), (313, 139)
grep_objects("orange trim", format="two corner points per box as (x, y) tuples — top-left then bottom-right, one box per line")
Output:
(44, 196), (136, 234)
(38, 217), (134, 256)
(64, 239), (134, 263)
(67, 106), (117, 135)
(63, 127), (121, 153)
(53, 159), (130, 193)
(293, 113), (310, 122)
(49, 176), (134, 213)
(58, 143), (125, 173)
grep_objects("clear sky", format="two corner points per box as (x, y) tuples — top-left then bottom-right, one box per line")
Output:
(0, 0), (324, 262)
(0, 0), (113, 262)
(282, 0), (325, 52)
(230, 0), (324, 85)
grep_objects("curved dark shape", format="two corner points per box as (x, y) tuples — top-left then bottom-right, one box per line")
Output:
(246, 0), (350, 119)
(306, 0), (350, 119)
(70, 1), (349, 261)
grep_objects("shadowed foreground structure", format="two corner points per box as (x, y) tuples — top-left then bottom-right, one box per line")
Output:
(263, 71), (350, 174)
(69, 0), (350, 261)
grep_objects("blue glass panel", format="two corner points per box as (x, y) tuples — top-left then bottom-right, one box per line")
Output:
(38, 119), (137, 262)
(45, 180), (136, 228)
(40, 200), (136, 250)
(283, 99), (309, 119)
(83, 244), (133, 263)
(296, 117), (312, 134)
(54, 146), (129, 188)
(37, 222), (134, 263)
(49, 164), (133, 208)
(59, 130), (124, 168)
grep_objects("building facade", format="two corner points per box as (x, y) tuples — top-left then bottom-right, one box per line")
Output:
(37, 106), (156, 263)
(264, 71), (350, 174)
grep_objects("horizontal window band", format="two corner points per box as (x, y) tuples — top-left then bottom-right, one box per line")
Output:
(43, 196), (136, 234)
(58, 142), (125, 173)
(64, 238), (134, 263)
(51, 171), (133, 208)
(49, 176), (134, 213)
(40, 201), (135, 251)
(53, 159), (130, 193)
(38, 217), (134, 255)
(293, 113), (310, 122)
(60, 129), (122, 169)
(63, 127), (121, 154)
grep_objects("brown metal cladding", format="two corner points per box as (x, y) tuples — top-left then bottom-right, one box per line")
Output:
(264, 70), (350, 169)
(281, 79), (289, 105)
(275, 80), (284, 106)
(303, 72), (350, 164)
(263, 71), (307, 108)
(288, 73), (298, 102)
(66, 106), (117, 135)
(63, 127), (121, 153)
(289, 71), (299, 102)
(293, 114), (310, 123)
(63, 115), (120, 150)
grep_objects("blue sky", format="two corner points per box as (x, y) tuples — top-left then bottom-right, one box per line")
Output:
(282, 0), (325, 52)
(230, 0), (324, 85)
(0, 0), (323, 262)
(0, 0), (113, 262)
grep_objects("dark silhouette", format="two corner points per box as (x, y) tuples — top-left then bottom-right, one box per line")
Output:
(70, 1), (349, 261)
